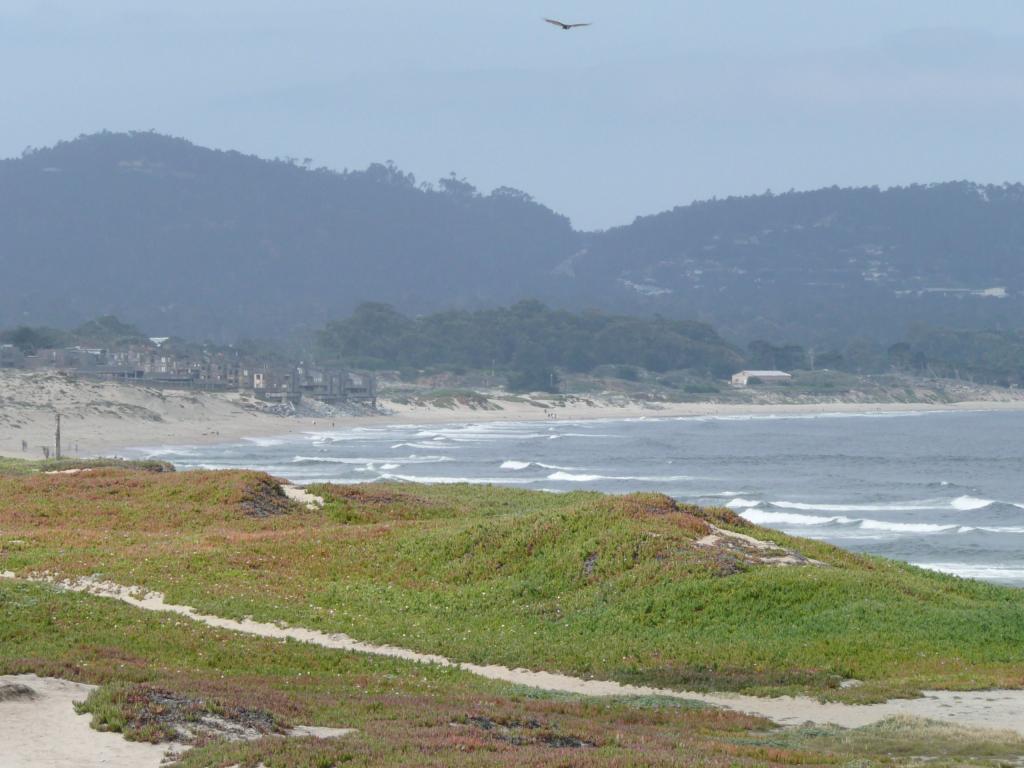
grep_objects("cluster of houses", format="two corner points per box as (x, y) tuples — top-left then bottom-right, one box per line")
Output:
(0, 340), (376, 406)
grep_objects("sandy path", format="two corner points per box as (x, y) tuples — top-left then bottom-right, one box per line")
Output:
(6, 574), (1023, 735)
(0, 674), (170, 768)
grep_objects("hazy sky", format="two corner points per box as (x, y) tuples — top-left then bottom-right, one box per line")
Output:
(4, 1), (1024, 229)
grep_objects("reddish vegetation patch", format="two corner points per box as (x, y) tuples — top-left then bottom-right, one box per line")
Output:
(616, 493), (712, 537)
(319, 485), (439, 510)
(0, 469), (298, 531)
(312, 483), (443, 524)
(688, 504), (753, 530)
(80, 683), (284, 744)
(455, 715), (596, 749)
(239, 475), (294, 518)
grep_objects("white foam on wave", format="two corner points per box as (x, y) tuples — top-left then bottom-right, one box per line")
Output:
(391, 442), (457, 451)
(743, 509), (965, 534)
(292, 455), (451, 466)
(912, 562), (1024, 581)
(501, 461), (531, 470)
(951, 496), (995, 511)
(679, 410), (932, 424)
(545, 471), (693, 483)
(377, 473), (538, 485)
(547, 471), (603, 483)
(771, 496), (996, 513)
(502, 461), (581, 472)
(726, 498), (761, 510)
(242, 437), (287, 448)
(772, 500), (948, 513)
(858, 520), (958, 534)
(743, 510), (853, 527)
(140, 447), (202, 459)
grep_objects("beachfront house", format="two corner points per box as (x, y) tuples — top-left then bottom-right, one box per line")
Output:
(731, 370), (793, 387)
(0, 344), (25, 369)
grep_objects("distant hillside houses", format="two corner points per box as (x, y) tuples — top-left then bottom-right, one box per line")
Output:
(3, 340), (376, 406)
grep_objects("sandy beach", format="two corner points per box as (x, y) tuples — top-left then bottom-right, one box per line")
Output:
(5, 370), (1024, 459)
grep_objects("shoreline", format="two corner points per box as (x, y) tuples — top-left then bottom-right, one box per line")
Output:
(4, 366), (1024, 460)
(102, 398), (1024, 457)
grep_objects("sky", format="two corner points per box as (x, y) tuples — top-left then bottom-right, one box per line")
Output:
(3, 1), (1024, 229)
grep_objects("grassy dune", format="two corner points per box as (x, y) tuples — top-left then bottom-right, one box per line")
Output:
(1, 578), (777, 766)
(2, 469), (1023, 704)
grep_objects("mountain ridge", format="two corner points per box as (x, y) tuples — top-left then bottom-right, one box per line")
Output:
(2, 131), (1022, 342)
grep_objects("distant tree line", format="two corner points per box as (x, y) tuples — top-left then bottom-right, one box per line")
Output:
(885, 327), (1024, 387)
(315, 301), (745, 392)
(6, 309), (1023, 391)
(0, 315), (147, 353)
(744, 330), (1024, 387)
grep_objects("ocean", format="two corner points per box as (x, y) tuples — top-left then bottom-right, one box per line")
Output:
(134, 409), (1024, 587)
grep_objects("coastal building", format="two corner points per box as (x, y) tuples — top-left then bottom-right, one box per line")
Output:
(0, 344), (25, 369)
(8, 337), (377, 406)
(731, 370), (793, 387)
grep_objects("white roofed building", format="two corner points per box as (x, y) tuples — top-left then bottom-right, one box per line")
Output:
(731, 370), (793, 387)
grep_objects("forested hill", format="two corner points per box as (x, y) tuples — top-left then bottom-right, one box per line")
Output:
(2, 131), (1023, 342)
(583, 184), (1024, 342)
(0, 132), (577, 340)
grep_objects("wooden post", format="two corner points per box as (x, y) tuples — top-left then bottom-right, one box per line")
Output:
(55, 413), (61, 460)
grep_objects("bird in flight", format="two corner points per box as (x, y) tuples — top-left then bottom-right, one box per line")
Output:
(544, 18), (592, 30)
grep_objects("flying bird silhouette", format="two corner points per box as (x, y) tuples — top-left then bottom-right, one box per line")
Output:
(544, 18), (592, 30)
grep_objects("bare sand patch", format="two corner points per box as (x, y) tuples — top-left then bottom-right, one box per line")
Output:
(695, 525), (826, 567)
(282, 484), (325, 510)
(10, 573), (1024, 736)
(0, 674), (169, 768)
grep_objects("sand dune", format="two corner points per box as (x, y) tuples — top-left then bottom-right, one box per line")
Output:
(0, 674), (169, 768)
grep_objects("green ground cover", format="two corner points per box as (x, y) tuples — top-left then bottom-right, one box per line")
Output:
(2, 469), (1023, 704)
(5, 576), (1024, 766)
(0, 578), (776, 766)
(0, 455), (172, 475)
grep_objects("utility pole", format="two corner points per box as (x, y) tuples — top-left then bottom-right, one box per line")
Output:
(55, 413), (61, 460)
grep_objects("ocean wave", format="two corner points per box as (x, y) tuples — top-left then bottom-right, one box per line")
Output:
(857, 520), (959, 533)
(242, 437), (287, 447)
(547, 471), (603, 483)
(141, 447), (202, 458)
(377, 473), (539, 485)
(390, 442), (458, 451)
(501, 460), (579, 471)
(912, 562), (1024, 581)
(742, 509), (1021, 536)
(545, 471), (693, 483)
(951, 496), (995, 511)
(743, 510), (853, 527)
(292, 455), (451, 466)
(679, 410), (933, 423)
(770, 496), (995, 513)
(726, 498), (761, 510)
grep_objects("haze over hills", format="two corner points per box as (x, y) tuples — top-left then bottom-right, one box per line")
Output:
(2, 131), (1022, 343)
